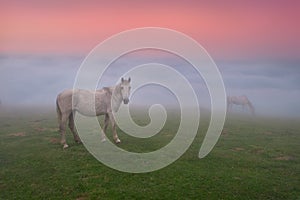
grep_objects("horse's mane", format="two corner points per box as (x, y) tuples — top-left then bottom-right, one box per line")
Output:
(103, 87), (112, 95)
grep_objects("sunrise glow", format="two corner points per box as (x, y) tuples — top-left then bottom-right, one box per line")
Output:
(1, 1), (299, 60)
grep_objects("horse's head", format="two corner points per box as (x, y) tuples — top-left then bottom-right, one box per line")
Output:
(120, 77), (131, 104)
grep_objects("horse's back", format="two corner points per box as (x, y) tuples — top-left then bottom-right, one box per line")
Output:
(228, 95), (249, 105)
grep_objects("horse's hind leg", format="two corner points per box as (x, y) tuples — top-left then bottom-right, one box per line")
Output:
(108, 112), (121, 143)
(59, 114), (69, 149)
(69, 112), (81, 144)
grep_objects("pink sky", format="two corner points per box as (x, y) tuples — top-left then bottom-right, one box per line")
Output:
(1, 0), (299, 60)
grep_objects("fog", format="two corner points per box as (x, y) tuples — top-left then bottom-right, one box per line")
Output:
(0, 53), (299, 118)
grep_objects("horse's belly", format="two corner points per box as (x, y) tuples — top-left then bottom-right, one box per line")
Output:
(73, 103), (94, 116)
(74, 104), (108, 116)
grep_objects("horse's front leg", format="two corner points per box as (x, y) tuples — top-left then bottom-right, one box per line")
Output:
(100, 114), (109, 142)
(108, 112), (121, 143)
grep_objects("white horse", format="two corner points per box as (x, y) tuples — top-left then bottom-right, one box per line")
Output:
(227, 95), (255, 115)
(56, 78), (131, 149)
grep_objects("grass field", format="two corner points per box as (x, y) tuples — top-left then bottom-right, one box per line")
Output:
(0, 107), (299, 199)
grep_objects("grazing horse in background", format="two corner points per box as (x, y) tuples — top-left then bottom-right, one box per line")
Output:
(227, 95), (255, 116)
(56, 78), (131, 149)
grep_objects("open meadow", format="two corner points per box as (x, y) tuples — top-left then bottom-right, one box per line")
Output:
(0, 107), (299, 199)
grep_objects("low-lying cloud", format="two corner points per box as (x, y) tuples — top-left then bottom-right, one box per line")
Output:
(0, 53), (299, 118)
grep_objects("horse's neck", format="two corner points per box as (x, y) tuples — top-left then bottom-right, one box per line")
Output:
(111, 84), (122, 112)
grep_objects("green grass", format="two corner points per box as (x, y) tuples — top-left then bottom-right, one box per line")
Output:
(0, 108), (299, 199)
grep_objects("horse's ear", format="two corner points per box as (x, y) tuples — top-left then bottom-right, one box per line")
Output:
(128, 77), (131, 83)
(121, 77), (124, 83)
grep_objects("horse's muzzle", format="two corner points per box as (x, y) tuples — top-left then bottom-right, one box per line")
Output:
(123, 98), (129, 104)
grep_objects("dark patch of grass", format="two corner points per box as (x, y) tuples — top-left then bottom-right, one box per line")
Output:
(0, 109), (299, 199)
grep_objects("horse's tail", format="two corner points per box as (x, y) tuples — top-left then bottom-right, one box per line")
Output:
(56, 96), (62, 127)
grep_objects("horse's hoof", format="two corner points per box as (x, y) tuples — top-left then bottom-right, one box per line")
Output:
(115, 139), (121, 144)
(63, 144), (69, 149)
(101, 138), (107, 142)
